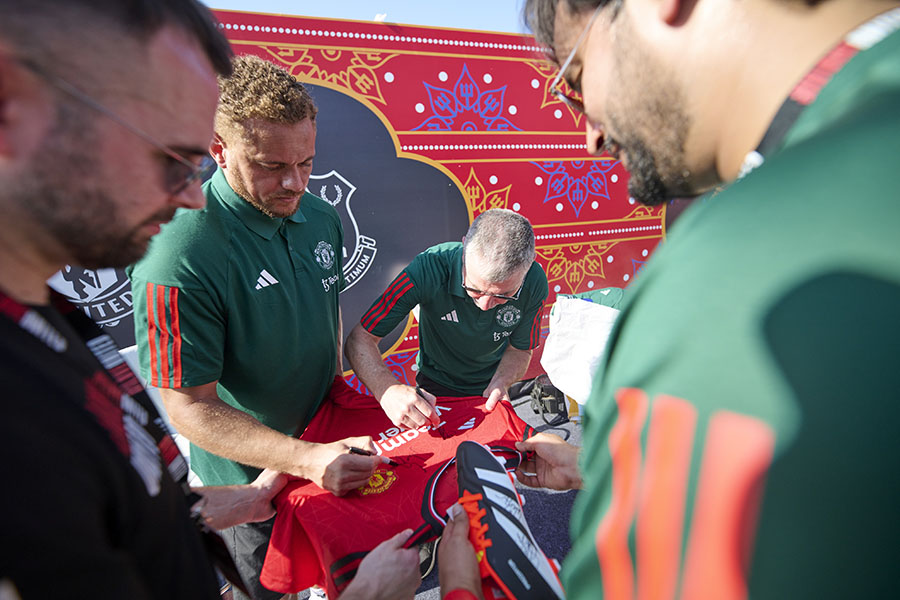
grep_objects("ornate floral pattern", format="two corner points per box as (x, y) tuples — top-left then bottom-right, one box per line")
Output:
(413, 64), (520, 131)
(532, 160), (620, 218)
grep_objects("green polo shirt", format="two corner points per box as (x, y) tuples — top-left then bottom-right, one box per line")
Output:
(128, 168), (345, 485)
(361, 242), (548, 395)
(563, 25), (900, 599)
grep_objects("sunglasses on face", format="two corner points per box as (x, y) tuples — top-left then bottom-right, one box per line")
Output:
(461, 262), (523, 302)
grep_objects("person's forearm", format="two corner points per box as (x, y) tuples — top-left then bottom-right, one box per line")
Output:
(190, 484), (270, 530)
(190, 468), (286, 530)
(162, 388), (318, 479)
(345, 326), (402, 400)
(489, 346), (533, 390)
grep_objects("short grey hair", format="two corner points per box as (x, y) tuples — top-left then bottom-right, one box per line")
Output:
(464, 209), (536, 282)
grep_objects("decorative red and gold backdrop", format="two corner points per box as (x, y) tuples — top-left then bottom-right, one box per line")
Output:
(51, 10), (667, 389)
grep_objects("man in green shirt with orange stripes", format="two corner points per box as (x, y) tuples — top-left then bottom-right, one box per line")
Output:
(437, 1), (900, 599)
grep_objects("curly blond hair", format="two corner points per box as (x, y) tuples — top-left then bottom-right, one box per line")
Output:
(215, 54), (317, 139)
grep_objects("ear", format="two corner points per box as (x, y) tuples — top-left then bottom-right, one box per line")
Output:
(0, 51), (20, 158)
(208, 132), (227, 169)
(0, 50), (54, 161)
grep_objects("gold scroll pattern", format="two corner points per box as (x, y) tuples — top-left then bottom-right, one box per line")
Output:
(463, 168), (511, 214)
(538, 243), (617, 294)
(524, 60), (584, 126)
(262, 47), (398, 105)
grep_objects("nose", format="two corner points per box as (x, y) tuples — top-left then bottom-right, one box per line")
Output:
(475, 295), (502, 311)
(281, 167), (308, 193)
(585, 118), (604, 155)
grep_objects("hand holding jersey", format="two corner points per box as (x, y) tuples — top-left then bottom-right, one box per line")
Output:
(514, 432), (582, 491)
(339, 529), (421, 600)
(481, 383), (509, 411)
(378, 383), (440, 429)
(160, 384), (382, 496)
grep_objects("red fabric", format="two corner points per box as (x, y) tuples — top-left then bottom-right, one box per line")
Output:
(261, 377), (532, 597)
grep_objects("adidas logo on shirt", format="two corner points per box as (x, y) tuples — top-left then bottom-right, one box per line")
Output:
(457, 417), (476, 431)
(441, 310), (459, 323)
(255, 269), (279, 290)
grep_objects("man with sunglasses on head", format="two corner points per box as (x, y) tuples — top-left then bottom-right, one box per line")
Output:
(439, 0), (900, 598)
(346, 208), (548, 430)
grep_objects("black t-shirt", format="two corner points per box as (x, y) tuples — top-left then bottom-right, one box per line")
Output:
(0, 304), (219, 599)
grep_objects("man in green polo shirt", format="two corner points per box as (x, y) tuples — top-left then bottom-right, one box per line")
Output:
(436, 1), (900, 599)
(345, 209), (549, 429)
(128, 55), (391, 600)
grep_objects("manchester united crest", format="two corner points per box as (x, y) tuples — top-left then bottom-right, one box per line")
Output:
(314, 240), (336, 270)
(359, 470), (397, 495)
(48, 266), (135, 346)
(495, 304), (521, 328)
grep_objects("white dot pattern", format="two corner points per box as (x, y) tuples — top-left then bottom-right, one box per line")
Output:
(534, 224), (662, 241)
(221, 22), (544, 53)
(401, 143), (586, 151)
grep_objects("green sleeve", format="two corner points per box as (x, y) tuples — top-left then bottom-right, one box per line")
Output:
(510, 262), (549, 350)
(129, 275), (226, 389)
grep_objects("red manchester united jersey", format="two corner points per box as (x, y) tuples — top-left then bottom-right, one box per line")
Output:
(261, 377), (533, 597)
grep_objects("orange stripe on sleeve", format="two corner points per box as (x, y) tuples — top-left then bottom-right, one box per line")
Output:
(168, 287), (182, 387)
(636, 396), (698, 600)
(679, 412), (775, 600)
(155, 284), (170, 387)
(595, 387), (649, 600)
(146, 282), (160, 387)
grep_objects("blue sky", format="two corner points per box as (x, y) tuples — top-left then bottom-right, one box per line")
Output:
(202, 0), (529, 34)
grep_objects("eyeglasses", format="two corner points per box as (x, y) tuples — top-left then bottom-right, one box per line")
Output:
(18, 57), (216, 196)
(461, 261), (523, 302)
(549, 3), (607, 114)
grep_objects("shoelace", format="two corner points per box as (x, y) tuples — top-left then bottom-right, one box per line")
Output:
(458, 490), (492, 573)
